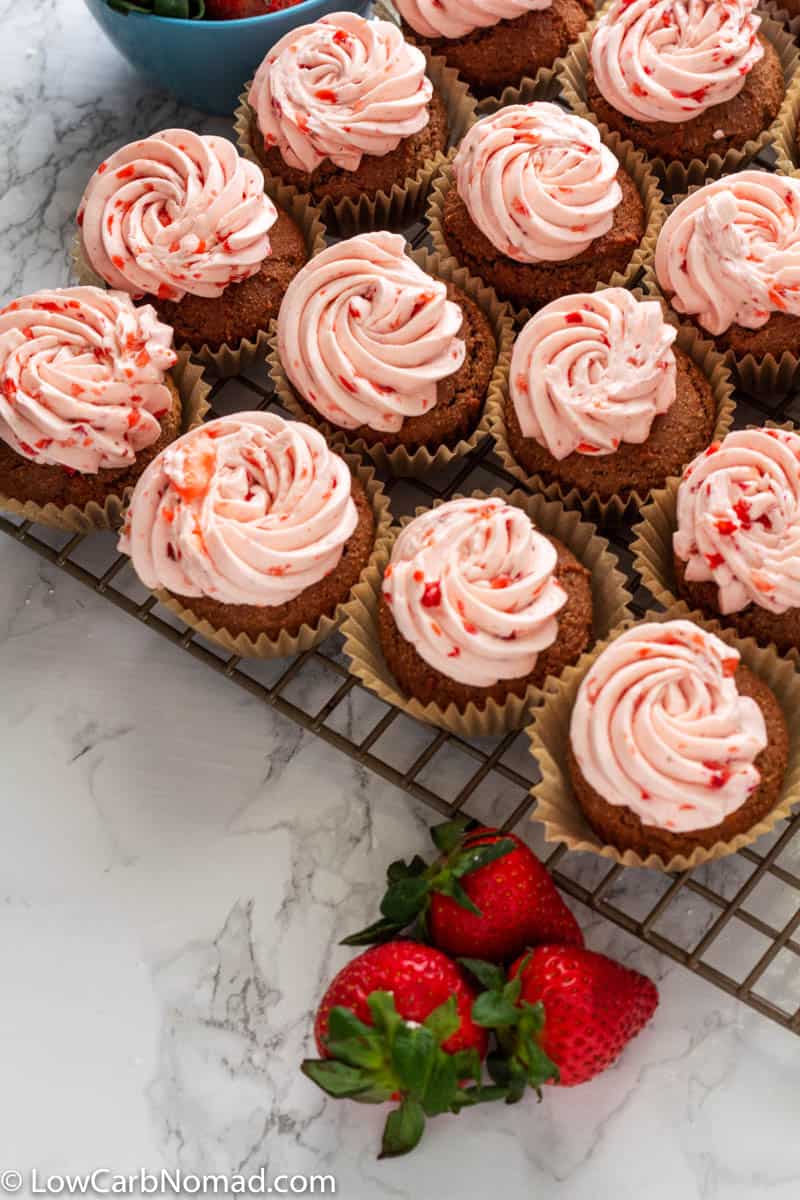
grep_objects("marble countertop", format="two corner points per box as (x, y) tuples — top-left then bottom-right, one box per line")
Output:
(2, 3), (798, 1197)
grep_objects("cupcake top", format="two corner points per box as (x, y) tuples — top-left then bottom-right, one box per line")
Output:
(248, 12), (433, 175)
(591, 0), (763, 126)
(570, 620), (767, 833)
(654, 171), (800, 336)
(78, 129), (277, 303)
(452, 104), (623, 265)
(674, 427), (800, 616)
(119, 413), (358, 608)
(382, 497), (568, 688)
(395, 0), (552, 40)
(277, 232), (465, 434)
(0, 286), (176, 474)
(510, 289), (677, 460)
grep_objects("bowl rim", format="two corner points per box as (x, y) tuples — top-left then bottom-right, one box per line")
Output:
(97, 0), (370, 26)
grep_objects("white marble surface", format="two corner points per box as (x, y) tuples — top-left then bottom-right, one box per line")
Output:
(1, 3), (799, 1197)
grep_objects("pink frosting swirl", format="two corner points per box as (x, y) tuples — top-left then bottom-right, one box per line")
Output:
(395, 0), (552, 40)
(655, 172), (800, 336)
(570, 620), (767, 833)
(119, 414), (358, 607)
(382, 497), (568, 687)
(510, 289), (677, 459)
(674, 428), (800, 615)
(249, 12), (433, 175)
(78, 129), (277, 303)
(453, 104), (623, 264)
(0, 286), (176, 474)
(591, 0), (763, 125)
(277, 232), (465, 433)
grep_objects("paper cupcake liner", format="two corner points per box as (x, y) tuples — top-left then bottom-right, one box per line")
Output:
(427, 128), (665, 327)
(340, 488), (633, 736)
(760, 0), (800, 38)
(234, 50), (477, 239)
(0, 353), (210, 534)
(486, 311), (735, 522)
(269, 247), (514, 478)
(770, 54), (800, 174)
(557, 6), (799, 195)
(71, 182), (326, 379)
(150, 456), (392, 659)
(527, 610), (800, 872)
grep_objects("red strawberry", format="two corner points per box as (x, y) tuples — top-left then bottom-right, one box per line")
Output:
(343, 819), (583, 963)
(204, 0), (300, 17)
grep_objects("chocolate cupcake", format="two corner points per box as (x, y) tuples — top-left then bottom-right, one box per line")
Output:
(501, 289), (716, 504)
(431, 104), (649, 315)
(567, 619), (789, 861)
(393, 0), (593, 100)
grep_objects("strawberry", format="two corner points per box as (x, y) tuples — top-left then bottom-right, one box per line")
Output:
(204, 0), (300, 16)
(343, 818), (583, 963)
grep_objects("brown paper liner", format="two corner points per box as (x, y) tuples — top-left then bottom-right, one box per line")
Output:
(70, 182), (327, 379)
(486, 310), (735, 521)
(269, 247), (514, 478)
(234, 50), (477, 239)
(340, 488), (633, 736)
(527, 610), (800, 872)
(150, 456), (392, 659)
(557, 6), (799, 195)
(760, 0), (800, 38)
(770, 57), (800, 175)
(0, 353), (210, 534)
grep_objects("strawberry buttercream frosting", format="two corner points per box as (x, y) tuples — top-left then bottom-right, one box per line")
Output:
(394, 0), (552, 40)
(591, 0), (763, 125)
(654, 171), (800, 336)
(0, 286), (176, 474)
(119, 413), (358, 607)
(78, 130), (277, 303)
(248, 12), (433, 175)
(382, 497), (568, 687)
(277, 232), (465, 433)
(570, 620), (767, 833)
(452, 104), (623, 264)
(510, 289), (677, 460)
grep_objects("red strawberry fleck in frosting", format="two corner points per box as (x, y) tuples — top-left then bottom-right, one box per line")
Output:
(510, 289), (677, 460)
(248, 12), (433, 175)
(591, 0), (763, 125)
(78, 130), (277, 303)
(570, 620), (767, 833)
(0, 286), (176, 474)
(119, 413), (358, 607)
(277, 232), (465, 433)
(674, 427), (800, 615)
(655, 172), (800, 335)
(394, 0), (552, 39)
(383, 497), (568, 687)
(453, 104), (623, 264)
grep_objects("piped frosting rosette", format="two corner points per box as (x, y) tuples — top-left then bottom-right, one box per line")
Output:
(78, 129), (277, 303)
(510, 289), (677, 460)
(0, 286), (176, 474)
(570, 620), (767, 832)
(119, 413), (359, 608)
(674, 427), (800, 615)
(394, 0), (552, 40)
(248, 12), (433, 175)
(382, 497), (568, 687)
(277, 232), (465, 433)
(591, 0), (763, 125)
(452, 104), (623, 264)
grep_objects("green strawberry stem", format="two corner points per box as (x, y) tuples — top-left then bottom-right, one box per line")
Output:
(106, 0), (206, 17)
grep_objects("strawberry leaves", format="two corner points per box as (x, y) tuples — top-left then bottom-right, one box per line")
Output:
(106, 0), (206, 15)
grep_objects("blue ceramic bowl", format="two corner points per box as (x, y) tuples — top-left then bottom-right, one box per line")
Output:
(84, 0), (372, 115)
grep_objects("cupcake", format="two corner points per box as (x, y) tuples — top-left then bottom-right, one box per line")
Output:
(652, 171), (800, 359)
(568, 619), (789, 860)
(673, 427), (800, 655)
(77, 129), (307, 355)
(119, 413), (379, 651)
(393, 0), (593, 100)
(275, 232), (497, 458)
(584, 0), (785, 167)
(432, 104), (648, 314)
(0, 286), (184, 520)
(378, 496), (593, 712)
(502, 289), (716, 502)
